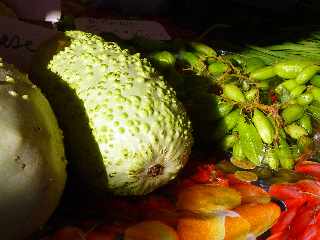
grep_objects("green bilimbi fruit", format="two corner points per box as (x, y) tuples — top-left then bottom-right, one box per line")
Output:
(290, 85), (306, 97)
(256, 80), (270, 91)
(310, 74), (320, 87)
(276, 137), (294, 170)
(189, 42), (217, 57)
(281, 104), (304, 124)
(223, 84), (246, 102)
(296, 92), (314, 105)
(285, 123), (308, 139)
(245, 57), (266, 73)
(238, 118), (264, 165)
(274, 61), (311, 79)
(295, 65), (319, 84)
(233, 140), (246, 160)
(264, 148), (279, 170)
(242, 81), (250, 91)
(221, 134), (238, 150)
(212, 109), (241, 140)
(299, 114), (312, 134)
(297, 136), (313, 153)
(215, 98), (234, 119)
(282, 79), (299, 91)
(208, 62), (228, 75)
(307, 104), (320, 121)
(224, 109), (242, 130)
(177, 50), (206, 74)
(245, 88), (259, 101)
(151, 51), (176, 68)
(252, 109), (275, 144)
(250, 66), (276, 80)
(310, 86), (320, 102)
(230, 55), (246, 66)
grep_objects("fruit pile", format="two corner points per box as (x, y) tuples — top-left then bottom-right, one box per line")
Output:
(268, 160), (320, 239)
(131, 39), (320, 173)
(40, 158), (282, 240)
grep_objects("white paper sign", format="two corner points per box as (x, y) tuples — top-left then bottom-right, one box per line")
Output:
(0, 17), (58, 71)
(2, 0), (61, 22)
(75, 18), (171, 40)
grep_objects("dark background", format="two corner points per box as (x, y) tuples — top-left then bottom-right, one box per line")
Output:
(91, 0), (320, 45)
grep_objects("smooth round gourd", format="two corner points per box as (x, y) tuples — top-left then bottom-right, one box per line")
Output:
(0, 58), (67, 239)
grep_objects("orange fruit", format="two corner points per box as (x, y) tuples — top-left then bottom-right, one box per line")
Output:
(234, 202), (281, 237)
(224, 215), (251, 240)
(231, 182), (271, 204)
(177, 184), (241, 213)
(177, 216), (225, 240)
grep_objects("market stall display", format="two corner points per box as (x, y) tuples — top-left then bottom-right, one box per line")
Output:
(0, 1), (320, 240)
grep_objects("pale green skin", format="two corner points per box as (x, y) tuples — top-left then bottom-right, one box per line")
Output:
(36, 31), (193, 196)
(0, 59), (67, 239)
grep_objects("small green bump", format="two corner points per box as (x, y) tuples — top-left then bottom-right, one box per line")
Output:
(142, 109), (149, 117)
(106, 114), (114, 120)
(126, 120), (134, 126)
(119, 127), (125, 134)
(120, 112), (128, 118)
(132, 126), (140, 134)
(116, 105), (124, 111)
(142, 123), (150, 131)
(114, 121), (120, 127)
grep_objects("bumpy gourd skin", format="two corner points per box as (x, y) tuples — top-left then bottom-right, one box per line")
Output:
(32, 31), (193, 196)
(0, 58), (67, 239)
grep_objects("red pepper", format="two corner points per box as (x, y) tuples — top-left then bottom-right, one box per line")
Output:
(296, 179), (320, 196)
(284, 197), (307, 209)
(267, 231), (289, 240)
(295, 162), (320, 179)
(271, 207), (299, 234)
(297, 223), (320, 240)
(288, 204), (316, 238)
(269, 184), (304, 200)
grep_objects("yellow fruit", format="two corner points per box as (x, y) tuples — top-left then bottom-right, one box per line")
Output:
(177, 216), (225, 240)
(177, 184), (242, 213)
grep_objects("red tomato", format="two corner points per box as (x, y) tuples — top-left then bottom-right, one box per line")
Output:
(269, 184), (303, 200)
(52, 226), (85, 240)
